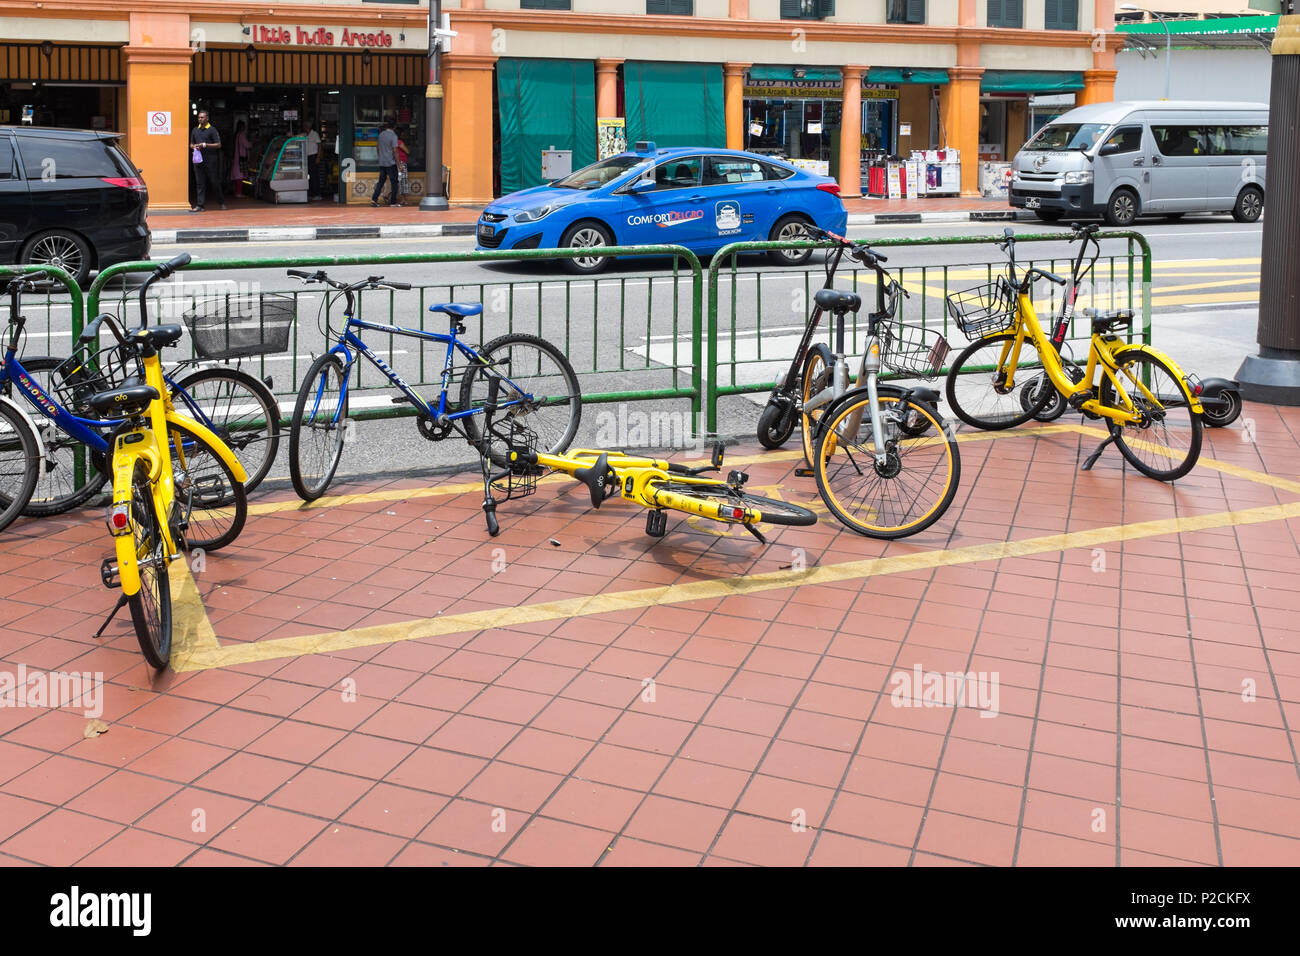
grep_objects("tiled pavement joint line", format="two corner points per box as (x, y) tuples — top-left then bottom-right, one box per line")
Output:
(1009, 432), (1085, 867)
(170, 497), (1300, 673)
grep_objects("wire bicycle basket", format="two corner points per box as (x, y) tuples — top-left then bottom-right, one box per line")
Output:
(181, 293), (295, 360)
(881, 323), (951, 380)
(482, 412), (542, 501)
(945, 276), (1017, 338)
(51, 341), (138, 417)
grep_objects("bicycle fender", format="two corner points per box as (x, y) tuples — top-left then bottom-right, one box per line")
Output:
(818, 383), (911, 430)
(1111, 345), (1204, 415)
(0, 395), (44, 465)
(164, 412), (251, 483)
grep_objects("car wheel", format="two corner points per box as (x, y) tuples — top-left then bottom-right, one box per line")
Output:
(768, 215), (814, 267)
(1232, 186), (1263, 223)
(21, 229), (92, 286)
(1103, 189), (1139, 227)
(558, 221), (613, 275)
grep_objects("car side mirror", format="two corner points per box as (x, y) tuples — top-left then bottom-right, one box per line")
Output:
(1097, 143), (1120, 157)
(629, 179), (655, 194)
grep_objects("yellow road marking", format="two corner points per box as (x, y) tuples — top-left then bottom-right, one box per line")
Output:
(1148, 277), (1260, 295)
(169, 560), (219, 657)
(171, 496), (1300, 672)
(169, 421), (1300, 672)
(1148, 291), (1258, 307)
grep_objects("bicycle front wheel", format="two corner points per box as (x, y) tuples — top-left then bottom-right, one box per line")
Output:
(651, 480), (818, 527)
(125, 459), (173, 669)
(945, 331), (1054, 431)
(168, 423), (248, 553)
(0, 399), (39, 532)
(172, 367), (281, 493)
(1099, 348), (1203, 482)
(815, 390), (960, 539)
(460, 333), (581, 459)
(17, 357), (109, 516)
(290, 353), (349, 501)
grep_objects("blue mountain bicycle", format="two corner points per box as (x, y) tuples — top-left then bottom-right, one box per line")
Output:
(284, 269), (581, 501)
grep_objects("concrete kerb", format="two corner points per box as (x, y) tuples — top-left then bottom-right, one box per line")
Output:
(149, 210), (1037, 244)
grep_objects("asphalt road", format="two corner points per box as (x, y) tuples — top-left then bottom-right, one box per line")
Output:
(13, 215), (1266, 493)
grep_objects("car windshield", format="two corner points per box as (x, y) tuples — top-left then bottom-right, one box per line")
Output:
(550, 155), (649, 190)
(1023, 123), (1109, 152)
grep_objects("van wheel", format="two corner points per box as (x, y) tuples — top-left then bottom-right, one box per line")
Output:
(1103, 189), (1139, 227)
(21, 230), (91, 286)
(1232, 186), (1263, 223)
(558, 221), (613, 274)
(768, 215), (814, 266)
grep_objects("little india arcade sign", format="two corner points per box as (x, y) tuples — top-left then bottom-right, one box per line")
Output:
(251, 25), (395, 47)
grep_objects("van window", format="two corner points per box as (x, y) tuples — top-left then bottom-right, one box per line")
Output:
(1024, 123), (1109, 151)
(1152, 125), (1206, 157)
(18, 137), (127, 180)
(1209, 125), (1268, 156)
(1101, 125), (1142, 154)
(0, 138), (16, 180)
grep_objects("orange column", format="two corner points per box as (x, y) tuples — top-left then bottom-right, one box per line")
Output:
(596, 58), (623, 118)
(123, 13), (193, 211)
(724, 62), (750, 150)
(442, 53), (498, 204)
(941, 66), (984, 197)
(838, 66), (867, 199)
(1079, 0), (1119, 105)
(729, 0), (750, 16)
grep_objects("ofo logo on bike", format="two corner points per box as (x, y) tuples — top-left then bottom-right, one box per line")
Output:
(594, 405), (704, 453)
(889, 665), (1000, 718)
(0, 664), (103, 718)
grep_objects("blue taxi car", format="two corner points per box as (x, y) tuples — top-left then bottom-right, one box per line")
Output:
(475, 143), (848, 274)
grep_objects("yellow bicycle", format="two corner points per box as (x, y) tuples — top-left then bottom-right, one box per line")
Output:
(85, 255), (249, 668)
(945, 228), (1204, 481)
(475, 389), (816, 543)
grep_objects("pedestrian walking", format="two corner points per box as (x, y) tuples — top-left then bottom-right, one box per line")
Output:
(395, 127), (411, 207)
(370, 119), (401, 207)
(190, 110), (225, 212)
(304, 118), (322, 201)
(230, 120), (252, 199)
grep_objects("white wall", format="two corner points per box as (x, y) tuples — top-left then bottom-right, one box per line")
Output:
(1114, 48), (1273, 103)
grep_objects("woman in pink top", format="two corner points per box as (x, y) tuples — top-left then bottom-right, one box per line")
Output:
(230, 121), (252, 198)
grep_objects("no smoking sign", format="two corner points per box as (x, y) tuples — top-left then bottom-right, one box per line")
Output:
(147, 111), (171, 135)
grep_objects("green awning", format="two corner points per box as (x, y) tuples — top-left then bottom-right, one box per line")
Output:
(866, 68), (948, 85)
(981, 70), (1084, 92)
(1117, 14), (1278, 35)
(496, 59), (596, 195)
(748, 65), (842, 82)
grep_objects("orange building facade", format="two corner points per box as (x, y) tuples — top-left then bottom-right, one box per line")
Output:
(0, 1), (1122, 208)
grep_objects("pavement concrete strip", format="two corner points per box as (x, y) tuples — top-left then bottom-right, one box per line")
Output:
(167, 423), (1300, 673)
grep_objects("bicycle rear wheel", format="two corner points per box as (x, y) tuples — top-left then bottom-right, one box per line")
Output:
(0, 399), (39, 532)
(168, 423), (248, 552)
(171, 366), (281, 493)
(460, 334), (581, 460)
(800, 343), (835, 469)
(650, 479), (817, 527)
(815, 389), (960, 539)
(16, 357), (109, 516)
(125, 459), (172, 669)
(945, 331), (1054, 431)
(1099, 348), (1203, 481)
(289, 353), (349, 501)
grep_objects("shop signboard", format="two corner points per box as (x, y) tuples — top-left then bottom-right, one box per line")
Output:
(597, 117), (626, 161)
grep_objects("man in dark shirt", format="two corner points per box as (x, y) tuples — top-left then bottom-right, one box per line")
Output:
(190, 110), (225, 212)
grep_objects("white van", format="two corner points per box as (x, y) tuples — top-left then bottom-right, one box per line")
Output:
(1009, 101), (1268, 226)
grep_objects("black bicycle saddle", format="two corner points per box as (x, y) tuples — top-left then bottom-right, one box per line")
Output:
(814, 289), (862, 314)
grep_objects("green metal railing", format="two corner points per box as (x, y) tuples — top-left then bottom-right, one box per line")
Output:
(705, 231), (1152, 434)
(86, 245), (705, 423)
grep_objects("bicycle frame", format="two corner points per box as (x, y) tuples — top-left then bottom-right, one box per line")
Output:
(311, 309), (542, 429)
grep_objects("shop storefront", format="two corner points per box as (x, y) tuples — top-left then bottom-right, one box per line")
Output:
(1, 43), (124, 131)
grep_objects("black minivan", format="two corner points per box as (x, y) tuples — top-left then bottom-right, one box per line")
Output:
(0, 126), (151, 286)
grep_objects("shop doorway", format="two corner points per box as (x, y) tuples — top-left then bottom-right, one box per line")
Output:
(190, 85), (342, 205)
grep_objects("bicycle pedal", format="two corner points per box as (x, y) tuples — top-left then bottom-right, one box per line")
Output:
(727, 469), (749, 487)
(645, 510), (667, 538)
(1067, 389), (1095, 410)
(794, 466), (815, 478)
(99, 558), (119, 590)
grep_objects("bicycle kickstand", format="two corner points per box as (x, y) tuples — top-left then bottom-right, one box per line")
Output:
(93, 593), (130, 641)
(1080, 429), (1120, 471)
